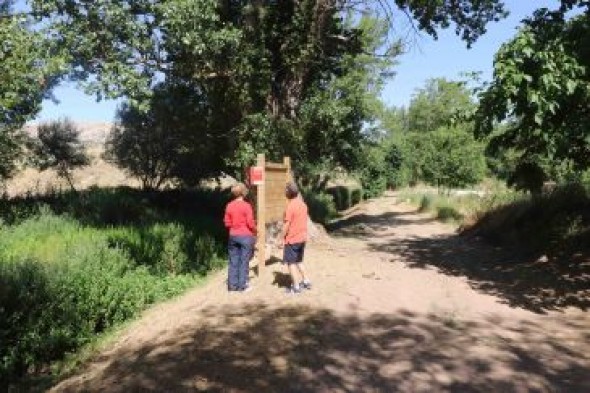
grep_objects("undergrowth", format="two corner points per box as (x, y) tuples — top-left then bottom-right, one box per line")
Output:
(0, 187), (228, 387)
(399, 183), (590, 258)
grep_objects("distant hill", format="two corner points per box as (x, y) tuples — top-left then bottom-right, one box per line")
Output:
(7, 121), (238, 196)
(23, 121), (113, 147)
(5, 122), (141, 197)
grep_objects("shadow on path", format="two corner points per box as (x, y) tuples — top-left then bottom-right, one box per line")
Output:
(54, 303), (589, 393)
(329, 207), (590, 313)
(371, 233), (590, 313)
(327, 211), (435, 239)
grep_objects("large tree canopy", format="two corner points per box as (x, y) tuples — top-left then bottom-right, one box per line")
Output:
(104, 82), (227, 189)
(0, 4), (61, 128)
(26, 1), (510, 106)
(0, 1), (66, 181)
(30, 118), (90, 191)
(475, 5), (590, 171)
(2, 0), (513, 184)
(379, 77), (486, 189)
(407, 78), (475, 133)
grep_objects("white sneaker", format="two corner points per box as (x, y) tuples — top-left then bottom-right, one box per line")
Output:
(300, 281), (312, 290)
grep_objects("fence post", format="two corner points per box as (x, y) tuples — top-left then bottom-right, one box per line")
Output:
(284, 156), (291, 183)
(256, 153), (266, 275)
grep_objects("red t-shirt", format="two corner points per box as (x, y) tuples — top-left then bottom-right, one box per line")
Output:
(224, 199), (256, 236)
(284, 197), (308, 244)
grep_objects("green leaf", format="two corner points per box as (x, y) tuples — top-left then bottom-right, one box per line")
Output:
(566, 80), (577, 94)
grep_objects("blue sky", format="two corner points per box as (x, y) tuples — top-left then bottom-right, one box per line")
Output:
(32, 0), (561, 123)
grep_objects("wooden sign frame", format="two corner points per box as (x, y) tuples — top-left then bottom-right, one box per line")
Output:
(253, 154), (292, 274)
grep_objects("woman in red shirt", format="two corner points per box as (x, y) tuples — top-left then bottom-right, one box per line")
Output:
(223, 183), (256, 292)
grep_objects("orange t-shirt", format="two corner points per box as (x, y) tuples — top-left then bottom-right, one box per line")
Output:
(284, 197), (308, 244)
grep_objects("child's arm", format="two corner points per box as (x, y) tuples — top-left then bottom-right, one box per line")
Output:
(280, 205), (293, 247)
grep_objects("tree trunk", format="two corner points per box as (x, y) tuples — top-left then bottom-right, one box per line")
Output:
(267, 0), (336, 120)
(63, 171), (77, 193)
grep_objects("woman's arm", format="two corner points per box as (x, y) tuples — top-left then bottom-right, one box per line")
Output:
(246, 203), (256, 234)
(223, 206), (232, 229)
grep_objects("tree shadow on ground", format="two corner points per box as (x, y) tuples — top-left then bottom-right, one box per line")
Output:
(53, 303), (590, 393)
(327, 211), (435, 240)
(326, 204), (590, 314)
(266, 256), (282, 266)
(271, 272), (292, 288)
(367, 228), (590, 313)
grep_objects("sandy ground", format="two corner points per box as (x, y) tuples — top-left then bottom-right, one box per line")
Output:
(50, 193), (590, 393)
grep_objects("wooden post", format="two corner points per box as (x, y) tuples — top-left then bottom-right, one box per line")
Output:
(256, 153), (266, 275)
(284, 156), (291, 183)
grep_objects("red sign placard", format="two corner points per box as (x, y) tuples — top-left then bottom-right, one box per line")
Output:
(248, 166), (264, 185)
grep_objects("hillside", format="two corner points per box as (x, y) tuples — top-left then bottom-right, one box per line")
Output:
(5, 122), (140, 196)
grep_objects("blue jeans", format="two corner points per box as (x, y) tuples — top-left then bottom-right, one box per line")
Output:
(228, 235), (255, 290)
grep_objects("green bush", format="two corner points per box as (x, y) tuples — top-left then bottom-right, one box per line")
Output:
(0, 206), (223, 386)
(383, 142), (404, 188)
(359, 146), (388, 199)
(327, 186), (350, 211)
(507, 161), (546, 194)
(436, 205), (464, 222)
(419, 194), (434, 212)
(421, 126), (487, 190)
(0, 199), (44, 226)
(0, 260), (54, 382)
(302, 190), (337, 225)
(326, 186), (362, 211)
(394, 126), (487, 190)
(0, 251), (194, 385)
(351, 189), (362, 206)
(356, 141), (415, 199)
(74, 187), (149, 225)
(581, 170), (590, 189)
(108, 224), (224, 275)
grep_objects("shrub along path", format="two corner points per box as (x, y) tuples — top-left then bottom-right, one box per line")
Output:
(51, 192), (590, 392)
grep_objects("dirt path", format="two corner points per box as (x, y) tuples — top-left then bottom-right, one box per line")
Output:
(51, 193), (590, 393)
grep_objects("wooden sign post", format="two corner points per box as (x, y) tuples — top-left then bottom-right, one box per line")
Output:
(252, 154), (291, 275)
(255, 153), (266, 274)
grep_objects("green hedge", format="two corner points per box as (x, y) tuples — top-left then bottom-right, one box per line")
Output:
(326, 186), (362, 211)
(302, 190), (337, 225)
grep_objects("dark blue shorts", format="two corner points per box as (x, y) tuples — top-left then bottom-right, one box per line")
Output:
(283, 242), (306, 264)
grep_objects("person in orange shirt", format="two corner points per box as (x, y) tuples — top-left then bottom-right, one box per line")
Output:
(281, 182), (312, 294)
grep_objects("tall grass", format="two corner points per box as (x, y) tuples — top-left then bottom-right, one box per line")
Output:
(400, 187), (523, 223)
(468, 184), (590, 257)
(399, 183), (590, 257)
(0, 187), (228, 386)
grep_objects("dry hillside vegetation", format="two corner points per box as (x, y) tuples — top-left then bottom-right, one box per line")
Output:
(5, 122), (140, 196)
